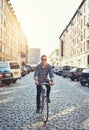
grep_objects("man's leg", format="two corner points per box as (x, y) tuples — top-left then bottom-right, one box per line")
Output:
(36, 85), (41, 112)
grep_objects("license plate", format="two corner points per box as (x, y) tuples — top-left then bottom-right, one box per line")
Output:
(82, 79), (87, 82)
(5, 74), (10, 76)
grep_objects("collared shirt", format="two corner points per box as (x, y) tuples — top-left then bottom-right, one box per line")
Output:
(34, 63), (54, 84)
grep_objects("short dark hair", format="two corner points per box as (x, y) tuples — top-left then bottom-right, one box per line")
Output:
(41, 55), (47, 59)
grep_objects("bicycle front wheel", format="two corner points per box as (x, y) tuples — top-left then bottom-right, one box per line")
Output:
(42, 96), (48, 123)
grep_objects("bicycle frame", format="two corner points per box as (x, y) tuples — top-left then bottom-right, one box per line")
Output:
(40, 83), (49, 123)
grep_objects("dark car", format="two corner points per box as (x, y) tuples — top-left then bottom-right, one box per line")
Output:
(26, 66), (31, 74)
(69, 67), (84, 81)
(62, 66), (71, 78)
(0, 67), (13, 85)
(80, 69), (89, 86)
(21, 66), (28, 77)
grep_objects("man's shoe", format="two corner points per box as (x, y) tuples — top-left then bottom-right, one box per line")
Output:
(36, 108), (40, 114)
(48, 98), (51, 103)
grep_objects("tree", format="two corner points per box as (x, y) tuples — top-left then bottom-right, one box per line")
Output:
(48, 49), (59, 66)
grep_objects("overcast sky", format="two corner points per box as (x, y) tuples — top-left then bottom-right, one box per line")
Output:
(11, 0), (82, 55)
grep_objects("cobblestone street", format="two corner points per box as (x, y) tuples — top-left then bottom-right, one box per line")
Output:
(1, 72), (89, 130)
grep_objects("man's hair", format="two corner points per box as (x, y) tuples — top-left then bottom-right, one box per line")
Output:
(41, 55), (47, 59)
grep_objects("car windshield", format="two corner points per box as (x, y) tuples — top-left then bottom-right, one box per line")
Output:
(71, 68), (78, 72)
(63, 66), (70, 70)
(0, 67), (10, 72)
(82, 69), (89, 73)
(10, 62), (20, 69)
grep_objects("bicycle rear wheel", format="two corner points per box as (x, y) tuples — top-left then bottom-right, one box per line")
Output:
(42, 96), (48, 123)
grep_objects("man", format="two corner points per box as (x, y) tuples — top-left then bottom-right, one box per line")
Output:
(34, 55), (54, 113)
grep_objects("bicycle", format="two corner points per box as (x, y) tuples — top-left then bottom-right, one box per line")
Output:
(39, 82), (51, 124)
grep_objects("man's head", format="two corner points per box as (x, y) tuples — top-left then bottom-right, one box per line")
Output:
(41, 55), (47, 65)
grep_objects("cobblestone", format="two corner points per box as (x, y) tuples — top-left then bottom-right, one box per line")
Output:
(1, 73), (89, 129)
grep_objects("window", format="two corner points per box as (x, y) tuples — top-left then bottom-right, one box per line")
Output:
(88, 27), (89, 36)
(0, 14), (3, 24)
(88, 55), (89, 65)
(84, 29), (86, 39)
(88, 14), (89, 23)
(87, 41), (89, 50)
(2, 43), (4, 53)
(4, 4), (6, 13)
(0, 41), (2, 52)
(84, 42), (86, 52)
(0, 28), (3, 38)
(81, 31), (83, 41)
(84, 4), (86, 13)
(88, 0), (89, 8)
(0, 57), (2, 61)
(81, 19), (83, 28)
(84, 16), (86, 25)
(0, 0), (3, 9)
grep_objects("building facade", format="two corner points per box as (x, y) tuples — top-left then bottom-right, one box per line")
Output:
(0, 0), (28, 64)
(28, 48), (41, 66)
(59, 0), (89, 68)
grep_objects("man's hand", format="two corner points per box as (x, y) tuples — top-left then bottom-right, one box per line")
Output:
(50, 81), (55, 86)
(35, 79), (39, 85)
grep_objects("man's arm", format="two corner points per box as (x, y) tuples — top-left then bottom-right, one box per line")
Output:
(48, 65), (54, 84)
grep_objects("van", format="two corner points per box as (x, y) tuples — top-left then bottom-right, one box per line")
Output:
(0, 61), (21, 83)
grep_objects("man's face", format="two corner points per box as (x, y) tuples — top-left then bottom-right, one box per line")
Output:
(41, 56), (47, 65)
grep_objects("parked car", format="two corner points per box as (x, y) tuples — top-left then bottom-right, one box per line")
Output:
(53, 66), (60, 74)
(21, 66), (28, 77)
(58, 67), (63, 76)
(0, 67), (13, 85)
(69, 67), (84, 81)
(0, 61), (21, 83)
(26, 66), (31, 73)
(62, 66), (71, 78)
(80, 69), (89, 86)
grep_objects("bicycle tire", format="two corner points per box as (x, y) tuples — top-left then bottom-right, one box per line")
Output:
(42, 96), (49, 123)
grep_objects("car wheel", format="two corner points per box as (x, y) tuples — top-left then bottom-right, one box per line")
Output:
(71, 78), (74, 81)
(3, 81), (11, 85)
(12, 80), (17, 84)
(63, 76), (66, 78)
(80, 81), (85, 86)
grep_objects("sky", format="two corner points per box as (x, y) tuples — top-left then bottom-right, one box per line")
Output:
(10, 0), (82, 56)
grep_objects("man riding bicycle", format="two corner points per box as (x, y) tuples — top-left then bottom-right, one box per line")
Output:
(34, 55), (54, 113)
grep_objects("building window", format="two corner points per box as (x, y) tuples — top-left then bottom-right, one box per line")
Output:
(81, 19), (83, 28)
(81, 31), (83, 41)
(84, 42), (86, 52)
(0, 28), (3, 38)
(0, 0), (3, 9)
(84, 16), (86, 25)
(88, 0), (89, 7)
(88, 55), (89, 65)
(4, 4), (6, 13)
(84, 29), (86, 39)
(61, 40), (64, 57)
(0, 57), (2, 61)
(87, 41), (89, 50)
(88, 14), (89, 23)
(0, 41), (2, 52)
(0, 14), (3, 24)
(2, 42), (4, 53)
